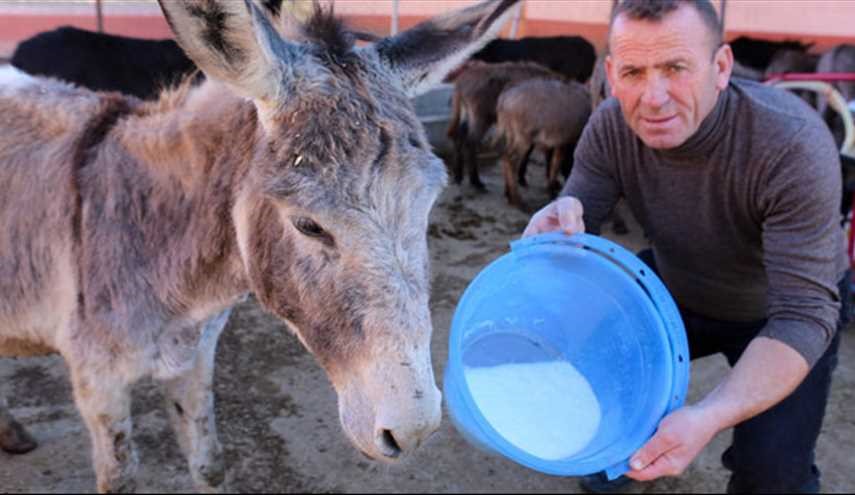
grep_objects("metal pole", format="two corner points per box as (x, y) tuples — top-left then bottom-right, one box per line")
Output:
(719, 0), (727, 38)
(509, 1), (523, 39)
(391, 0), (399, 35)
(95, 0), (104, 33)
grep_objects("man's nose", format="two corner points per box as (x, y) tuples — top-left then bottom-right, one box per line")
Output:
(640, 73), (669, 108)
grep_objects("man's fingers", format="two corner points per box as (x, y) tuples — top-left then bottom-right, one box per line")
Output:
(521, 197), (585, 238)
(623, 407), (714, 482)
(626, 430), (681, 480)
(522, 209), (554, 237)
(630, 431), (676, 472)
(626, 453), (682, 482)
(522, 203), (558, 238)
(556, 197), (585, 234)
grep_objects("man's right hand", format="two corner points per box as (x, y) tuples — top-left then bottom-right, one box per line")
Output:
(522, 196), (586, 238)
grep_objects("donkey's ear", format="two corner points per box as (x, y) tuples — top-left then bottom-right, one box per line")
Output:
(372, 0), (520, 97)
(158, 0), (305, 103)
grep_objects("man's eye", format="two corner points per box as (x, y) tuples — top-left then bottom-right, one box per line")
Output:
(292, 217), (326, 238)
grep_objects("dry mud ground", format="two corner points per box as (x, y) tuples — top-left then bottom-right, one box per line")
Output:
(1, 155), (854, 494)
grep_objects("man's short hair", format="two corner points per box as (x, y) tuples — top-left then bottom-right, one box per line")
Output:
(609, 0), (723, 51)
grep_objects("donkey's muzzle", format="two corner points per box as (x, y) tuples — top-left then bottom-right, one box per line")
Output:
(372, 385), (441, 460)
(375, 428), (402, 459)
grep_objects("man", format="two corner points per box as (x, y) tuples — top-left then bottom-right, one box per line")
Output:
(523, 0), (848, 492)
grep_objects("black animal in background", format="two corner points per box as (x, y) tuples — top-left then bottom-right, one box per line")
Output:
(471, 36), (597, 83)
(728, 36), (813, 72)
(10, 12), (380, 102)
(11, 26), (198, 100)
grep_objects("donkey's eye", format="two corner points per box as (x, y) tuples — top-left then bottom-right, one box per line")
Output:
(292, 217), (326, 238)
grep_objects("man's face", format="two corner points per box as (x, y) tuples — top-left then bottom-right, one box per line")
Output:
(606, 5), (733, 149)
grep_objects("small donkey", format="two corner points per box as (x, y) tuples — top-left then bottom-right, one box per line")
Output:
(0, 0), (519, 492)
(496, 78), (592, 209)
(446, 60), (564, 190)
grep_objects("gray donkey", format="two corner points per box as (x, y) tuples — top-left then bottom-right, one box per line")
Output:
(0, 0), (520, 492)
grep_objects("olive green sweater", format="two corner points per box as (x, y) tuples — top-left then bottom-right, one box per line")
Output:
(565, 79), (847, 367)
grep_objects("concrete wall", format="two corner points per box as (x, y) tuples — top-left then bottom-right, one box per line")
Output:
(723, 0), (855, 39)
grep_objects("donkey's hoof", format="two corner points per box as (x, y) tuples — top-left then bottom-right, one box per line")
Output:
(195, 462), (232, 494)
(196, 460), (227, 491)
(97, 477), (137, 494)
(0, 420), (38, 455)
(507, 198), (528, 211)
(612, 220), (630, 236)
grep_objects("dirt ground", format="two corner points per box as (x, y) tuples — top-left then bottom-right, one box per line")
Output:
(1, 152), (854, 494)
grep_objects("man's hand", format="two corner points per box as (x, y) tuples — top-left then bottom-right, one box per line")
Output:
(627, 337), (810, 482)
(626, 405), (720, 481)
(522, 196), (585, 238)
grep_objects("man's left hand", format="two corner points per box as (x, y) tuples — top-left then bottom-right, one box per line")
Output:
(626, 405), (721, 481)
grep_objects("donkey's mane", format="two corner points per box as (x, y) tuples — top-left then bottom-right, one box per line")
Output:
(144, 70), (204, 115)
(300, 4), (356, 59)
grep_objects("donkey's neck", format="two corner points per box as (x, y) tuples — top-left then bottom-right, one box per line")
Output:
(103, 81), (257, 320)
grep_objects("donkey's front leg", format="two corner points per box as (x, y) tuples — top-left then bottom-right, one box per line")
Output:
(69, 366), (138, 493)
(0, 396), (37, 454)
(162, 309), (232, 493)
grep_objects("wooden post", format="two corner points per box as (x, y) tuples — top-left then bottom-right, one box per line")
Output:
(95, 0), (104, 33)
(391, 0), (399, 35)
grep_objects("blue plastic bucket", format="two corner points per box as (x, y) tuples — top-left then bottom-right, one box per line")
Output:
(444, 232), (689, 480)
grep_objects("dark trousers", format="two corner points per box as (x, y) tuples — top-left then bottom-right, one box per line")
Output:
(637, 249), (848, 493)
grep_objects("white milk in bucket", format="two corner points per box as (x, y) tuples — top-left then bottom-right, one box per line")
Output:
(464, 360), (602, 460)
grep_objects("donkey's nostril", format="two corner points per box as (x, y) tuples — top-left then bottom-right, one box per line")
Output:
(377, 429), (402, 459)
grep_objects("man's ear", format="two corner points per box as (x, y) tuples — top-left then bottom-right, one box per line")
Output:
(714, 43), (734, 91)
(605, 54), (616, 93)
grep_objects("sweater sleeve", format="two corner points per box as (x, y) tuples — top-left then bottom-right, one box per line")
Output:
(758, 121), (846, 367)
(560, 103), (622, 235)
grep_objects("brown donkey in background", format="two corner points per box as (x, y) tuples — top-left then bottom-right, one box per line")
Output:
(496, 78), (591, 209)
(0, 0), (520, 491)
(446, 60), (564, 190)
